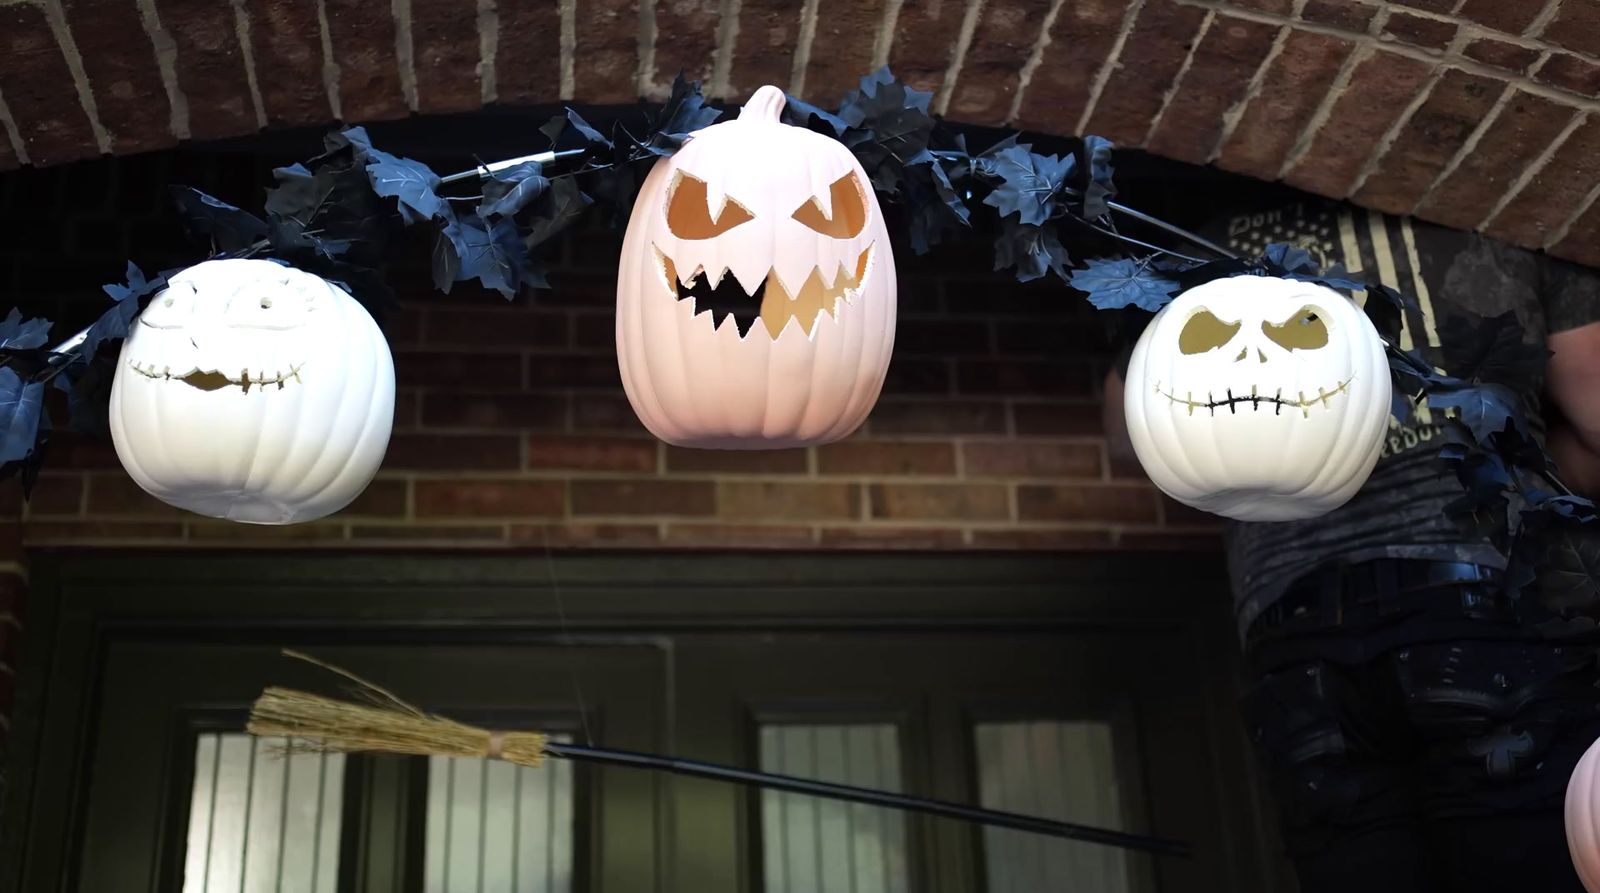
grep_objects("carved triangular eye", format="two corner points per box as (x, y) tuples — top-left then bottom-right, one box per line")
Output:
(1179, 309), (1242, 354)
(792, 172), (868, 238)
(667, 172), (754, 240)
(1262, 306), (1329, 351)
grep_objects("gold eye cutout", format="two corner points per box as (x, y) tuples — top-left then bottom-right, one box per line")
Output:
(791, 172), (868, 239)
(1262, 305), (1330, 351)
(1179, 309), (1242, 355)
(666, 171), (755, 240)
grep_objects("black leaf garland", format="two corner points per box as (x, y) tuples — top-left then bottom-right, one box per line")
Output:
(0, 64), (1592, 599)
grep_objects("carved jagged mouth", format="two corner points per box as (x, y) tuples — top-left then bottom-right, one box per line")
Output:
(656, 245), (873, 339)
(128, 361), (304, 393)
(1155, 378), (1353, 418)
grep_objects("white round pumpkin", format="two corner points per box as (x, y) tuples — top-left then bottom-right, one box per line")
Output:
(615, 84), (897, 449)
(1123, 275), (1390, 522)
(1568, 737), (1600, 892)
(109, 259), (394, 524)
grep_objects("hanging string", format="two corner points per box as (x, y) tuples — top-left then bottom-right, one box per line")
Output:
(539, 524), (596, 748)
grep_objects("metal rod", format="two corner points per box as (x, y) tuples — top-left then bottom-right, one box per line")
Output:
(1104, 200), (1237, 260)
(542, 740), (1191, 858)
(437, 149), (589, 184)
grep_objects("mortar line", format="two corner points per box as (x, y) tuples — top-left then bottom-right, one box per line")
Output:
(134, 0), (190, 139)
(709, 0), (743, 97)
(1075, 0), (1148, 135)
(393, 0), (418, 110)
(1525, 0), (1565, 38)
(1482, 108), (1587, 232)
(228, 0), (269, 129)
(0, 88), (29, 166)
(636, 0), (657, 98)
(1345, 65), (1446, 198)
(1545, 165), (1600, 249)
(314, 0), (343, 119)
(1209, 22), (1291, 161)
(1410, 80), (1517, 214)
(789, 0), (822, 97)
(33, 0), (112, 153)
(479, 0), (499, 104)
(871, 0), (906, 69)
(1278, 41), (1373, 179)
(558, 0), (576, 100)
(1004, 0), (1069, 125)
(934, 0), (986, 116)
(1138, 8), (1214, 145)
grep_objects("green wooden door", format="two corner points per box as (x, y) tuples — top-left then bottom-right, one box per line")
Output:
(1, 554), (1287, 893)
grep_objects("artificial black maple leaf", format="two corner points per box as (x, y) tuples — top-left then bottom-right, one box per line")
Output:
(1436, 311), (1547, 388)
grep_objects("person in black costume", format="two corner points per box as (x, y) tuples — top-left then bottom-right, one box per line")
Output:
(1103, 198), (1600, 892)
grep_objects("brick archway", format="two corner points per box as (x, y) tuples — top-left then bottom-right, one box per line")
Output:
(3, 1), (1599, 263)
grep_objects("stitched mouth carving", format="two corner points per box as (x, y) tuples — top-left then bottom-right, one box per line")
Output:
(1155, 378), (1353, 418)
(127, 362), (305, 393)
(657, 245), (872, 339)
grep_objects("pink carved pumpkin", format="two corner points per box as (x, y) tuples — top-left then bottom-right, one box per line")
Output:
(615, 85), (897, 449)
(1568, 736), (1600, 890)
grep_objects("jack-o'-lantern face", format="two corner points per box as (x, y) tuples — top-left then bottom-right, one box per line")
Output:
(124, 260), (320, 392)
(658, 167), (876, 338)
(1123, 276), (1391, 522)
(109, 259), (395, 524)
(615, 85), (897, 449)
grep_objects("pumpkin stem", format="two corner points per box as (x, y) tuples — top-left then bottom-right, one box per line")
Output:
(740, 85), (787, 123)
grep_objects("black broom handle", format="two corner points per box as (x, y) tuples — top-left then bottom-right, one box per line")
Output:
(542, 740), (1191, 858)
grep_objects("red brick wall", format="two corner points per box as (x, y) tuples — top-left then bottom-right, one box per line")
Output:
(6, 149), (1221, 554)
(2, 2), (1600, 267)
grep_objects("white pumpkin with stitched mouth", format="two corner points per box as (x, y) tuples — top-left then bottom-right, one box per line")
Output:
(108, 258), (395, 524)
(615, 84), (897, 449)
(1123, 276), (1391, 522)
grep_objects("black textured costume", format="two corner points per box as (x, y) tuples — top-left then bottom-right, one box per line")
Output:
(1214, 201), (1600, 892)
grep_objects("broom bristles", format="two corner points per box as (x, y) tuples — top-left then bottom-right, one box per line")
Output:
(247, 686), (548, 767)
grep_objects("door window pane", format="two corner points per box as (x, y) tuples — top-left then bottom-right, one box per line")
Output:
(974, 720), (1136, 893)
(759, 723), (909, 893)
(182, 733), (344, 893)
(423, 734), (575, 893)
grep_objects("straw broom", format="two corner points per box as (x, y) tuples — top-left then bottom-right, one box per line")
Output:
(247, 650), (1190, 858)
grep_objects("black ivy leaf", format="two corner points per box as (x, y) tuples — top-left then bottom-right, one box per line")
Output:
(431, 225), (462, 293)
(542, 109), (613, 155)
(1437, 310), (1548, 388)
(782, 93), (848, 136)
(994, 219), (1069, 283)
(479, 161), (550, 220)
(1429, 381), (1525, 447)
(366, 154), (448, 225)
(647, 74), (723, 155)
(1071, 257), (1181, 312)
(0, 367), (44, 464)
(1285, 264), (1368, 293)
(981, 144), (1075, 227)
(52, 354), (113, 437)
(263, 163), (318, 220)
(85, 262), (167, 362)
(446, 216), (531, 299)
(0, 308), (51, 351)
(170, 186), (269, 253)
(838, 67), (936, 199)
(1535, 526), (1600, 619)
(904, 150), (971, 254)
(1263, 242), (1317, 275)
(1081, 135), (1116, 220)
(524, 177), (593, 249)
(1362, 283), (1416, 348)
